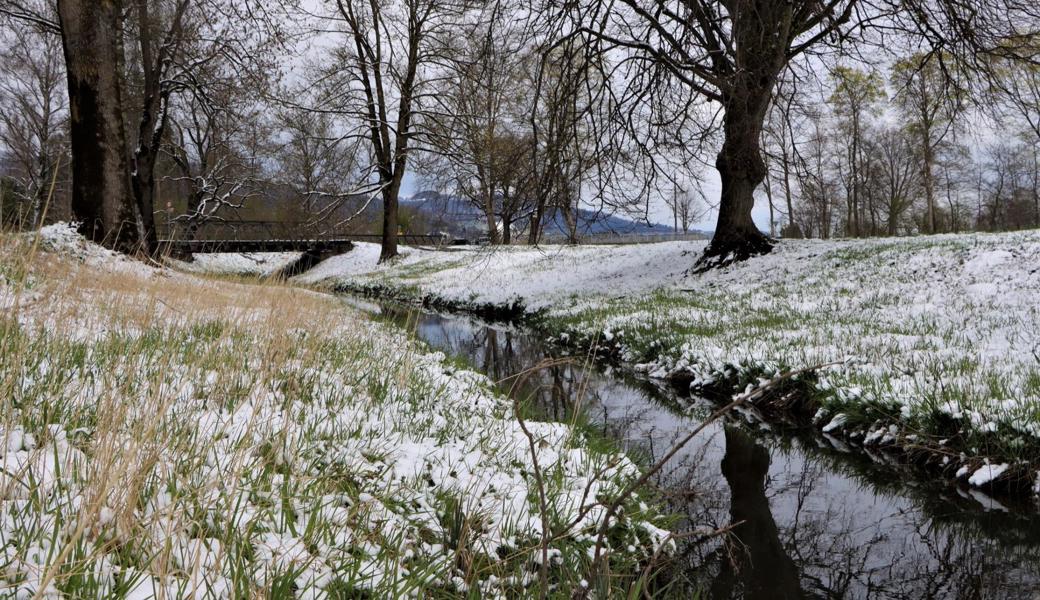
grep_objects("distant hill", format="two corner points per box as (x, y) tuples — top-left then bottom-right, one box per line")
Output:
(404, 191), (707, 240)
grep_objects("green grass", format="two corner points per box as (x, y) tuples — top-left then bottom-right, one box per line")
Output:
(0, 233), (685, 598)
(536, 238), (1040, 483)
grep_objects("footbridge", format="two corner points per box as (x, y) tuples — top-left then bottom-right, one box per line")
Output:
(158, 220), (451, 254)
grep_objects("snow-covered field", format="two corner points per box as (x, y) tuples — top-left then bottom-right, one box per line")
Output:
(293, 233), (1040, 491)
(0, 226), (669, 598)
(297, 241), (700, 310)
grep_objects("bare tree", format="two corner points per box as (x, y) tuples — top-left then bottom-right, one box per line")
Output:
(6, 0), (293, 254)
(549, 0), (1040, 267)
(762, 78), (807, 239)
(991, 59), (1040, 226)
(123, 0), (190, 252)
(0, 13), (69, 226)
(527, 36), (609, 245)
(491, 131), (537, 243)
(794, 108), (839, 239)
(665, 182), (706, 234)
(123, 0), (292, 253)
(828, 66), (885, 238)
(323, 0), (473, 262)
(891, 55), (964, 234)
(163, 59), (270, 244)
(271, 97), (364, 224)
(980, 139), (1038, 231)
(869, 127), (920, 235)
(427, 2), (531, 245)
(936, 144), (974, 233)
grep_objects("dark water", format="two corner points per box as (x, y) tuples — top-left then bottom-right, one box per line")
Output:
(354, 298), (1040, 599)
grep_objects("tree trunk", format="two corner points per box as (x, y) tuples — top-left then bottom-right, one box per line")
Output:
(57, 0), (139, 252)
(672, 185), (678, 233)
(850, 114), (861, 237)
(868, 191), (878, 235)
(699, 90), (773, 268)
(562, 189), (579, 244)
(922, 131), (936, 234)
(1033, 146), (1039, 228)
(482, 189), (499, 245)
(528, 197), (545, 245)
(502, 214), (512, 244)
(474, 162), (499, 244)
(128, 0), (168, 256)
(887, 180), (899, 236)
(780, 146), (801, 238)
(380, 176), (401, 261)
(763, 167), (776, 237)
(131, 153), (159, 252)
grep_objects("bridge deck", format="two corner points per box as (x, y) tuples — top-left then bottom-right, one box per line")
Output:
(158, 221), (453, 253)
(159, 239), (360, 254)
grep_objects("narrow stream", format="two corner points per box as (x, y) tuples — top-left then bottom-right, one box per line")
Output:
(355, 297), (1040, 598)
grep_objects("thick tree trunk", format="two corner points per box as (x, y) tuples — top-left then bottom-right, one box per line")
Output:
(380, 177), (401, 262)
(57, 0), (139, 252)
(699, 91), (773, 269)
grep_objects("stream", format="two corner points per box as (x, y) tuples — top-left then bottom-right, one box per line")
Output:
(352, 297), (1040, 598)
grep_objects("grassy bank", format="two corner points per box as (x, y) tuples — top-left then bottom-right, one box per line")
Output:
(291, 233), (1040, 495)
(0, 226), (673, 599)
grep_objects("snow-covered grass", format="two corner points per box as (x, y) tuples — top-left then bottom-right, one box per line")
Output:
(171, 252), (302, 278)
(297, 233), (1040, 492)
(0, 225), (673, 599)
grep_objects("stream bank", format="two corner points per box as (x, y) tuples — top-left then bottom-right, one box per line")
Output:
(331, 278), (1040, 500)
(347, 295), (1040, 599)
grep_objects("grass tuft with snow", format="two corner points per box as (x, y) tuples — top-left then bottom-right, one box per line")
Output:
(0, 225), (672, 599)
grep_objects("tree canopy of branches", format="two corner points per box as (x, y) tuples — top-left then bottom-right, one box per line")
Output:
(0, 13), (68, 227)
(426, 2), (535, 245)
(322, 0), (476, 262)
(548, 0), (1040, 268)
(4, 0), (293, 255)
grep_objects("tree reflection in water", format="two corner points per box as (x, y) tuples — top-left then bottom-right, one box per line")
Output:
(367, 301), (1040, 599)
(709, 426), (802, 599)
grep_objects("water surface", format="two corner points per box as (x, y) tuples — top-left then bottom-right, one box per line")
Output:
(357, 299), (1040, 598)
